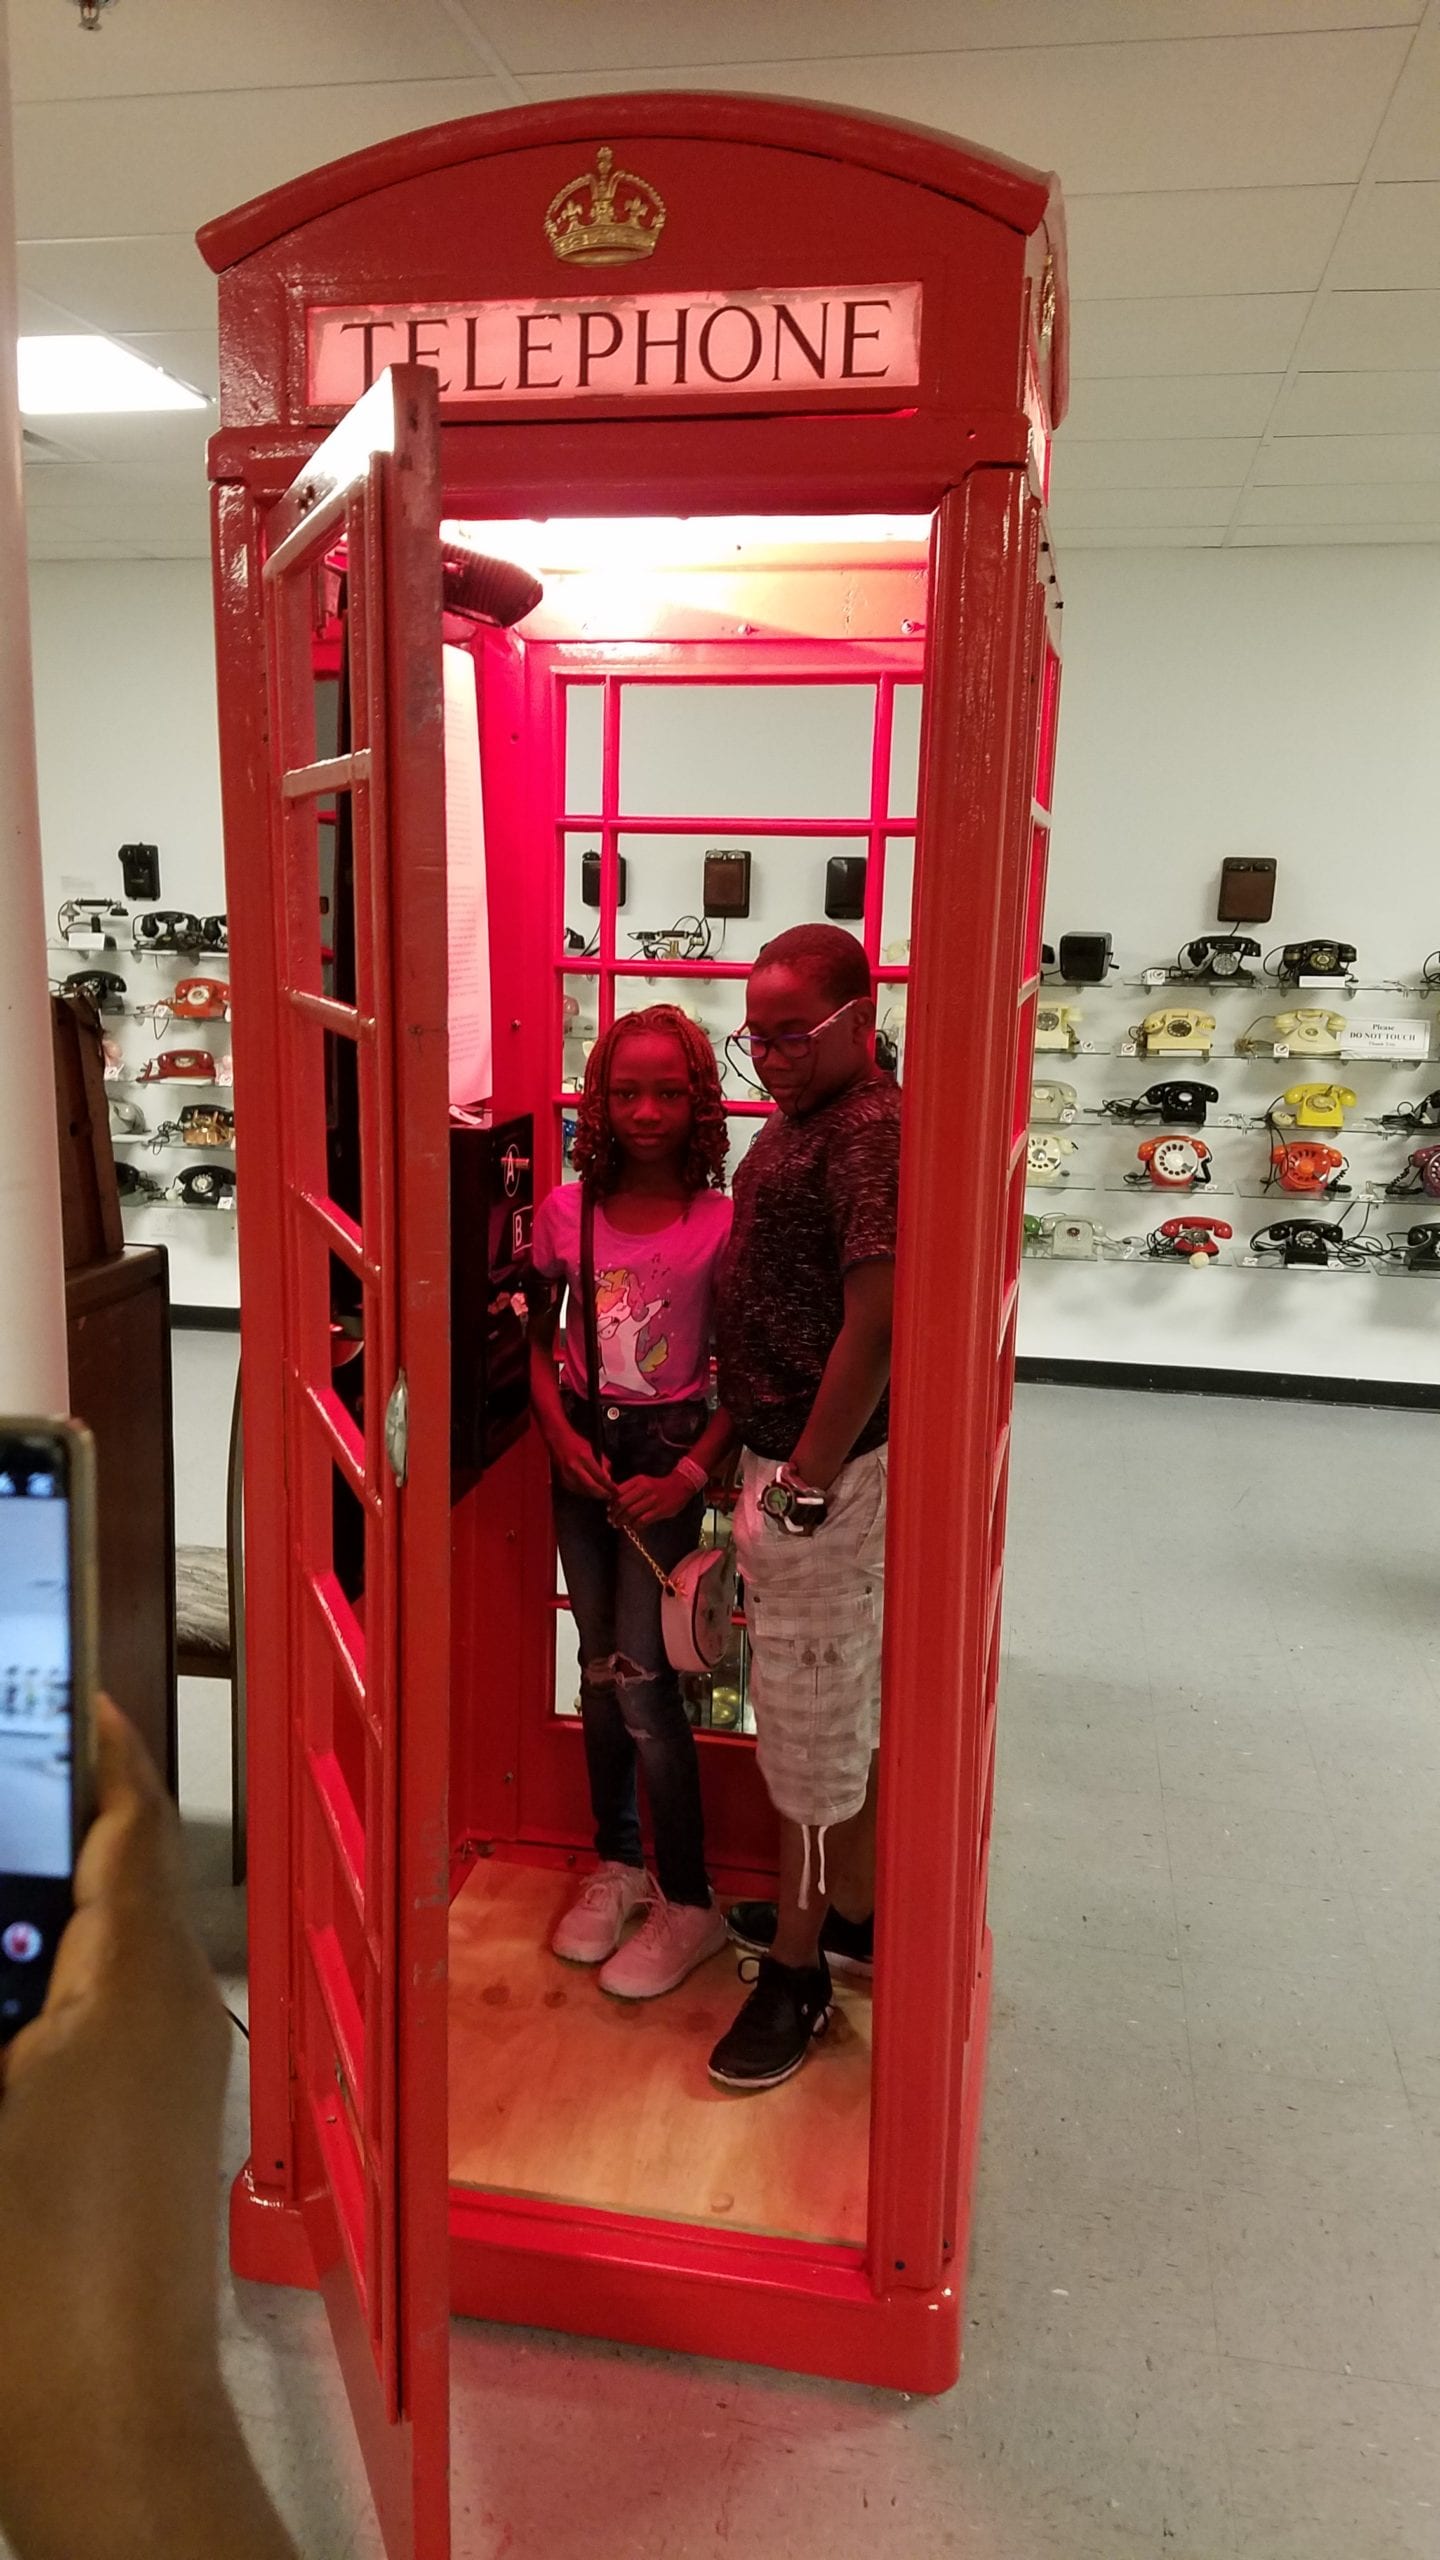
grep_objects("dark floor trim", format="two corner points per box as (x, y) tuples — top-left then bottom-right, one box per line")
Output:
(172, 1304), (242, 1333)
(1015, 1355), (1440, 1412)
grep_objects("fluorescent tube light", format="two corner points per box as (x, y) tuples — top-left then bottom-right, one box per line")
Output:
(17, 335), (206, 415)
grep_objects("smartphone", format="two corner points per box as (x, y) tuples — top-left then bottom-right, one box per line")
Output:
(0, 1419), (98, 2044)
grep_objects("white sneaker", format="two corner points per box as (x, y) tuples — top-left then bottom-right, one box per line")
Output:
(598, 1893), (728, 2001)
(551, 1861), (650, 1965)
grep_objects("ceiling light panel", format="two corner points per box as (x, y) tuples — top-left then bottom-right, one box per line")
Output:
(17, 334), (206, 414)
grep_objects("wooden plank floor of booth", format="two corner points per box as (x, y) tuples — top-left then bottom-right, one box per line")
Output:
(448, 1860), (870, 2247)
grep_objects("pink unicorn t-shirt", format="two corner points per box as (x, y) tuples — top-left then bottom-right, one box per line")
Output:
(531, 1185), (732, 1405)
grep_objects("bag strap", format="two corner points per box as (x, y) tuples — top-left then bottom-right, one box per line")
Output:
(578, 1184), (606, 1462)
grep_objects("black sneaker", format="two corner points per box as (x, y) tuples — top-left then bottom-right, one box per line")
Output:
(726, 1899), (875, 1979)
(708, 1954), (832, 2090)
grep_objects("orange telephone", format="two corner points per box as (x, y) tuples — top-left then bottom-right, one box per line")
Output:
(1270, 1140), (1346, 1195)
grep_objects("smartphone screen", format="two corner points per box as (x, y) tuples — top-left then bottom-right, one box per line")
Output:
(0, 1427), (85, 2043)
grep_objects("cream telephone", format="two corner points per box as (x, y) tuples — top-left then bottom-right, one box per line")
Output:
(1035, 1003), (1082, 1055)
(1134, 1008), (1216, 1058)
(1281, 1081), (1356, 1131)
(1026, 1132), (1077, 1186)
(1031, 1080), (1078, 1122)
(1043, 1216), (1105, 1260)
(1271, 1008), (1346, 1057)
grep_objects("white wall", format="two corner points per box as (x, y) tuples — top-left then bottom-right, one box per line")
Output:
(31, 545), (1440, 1389)
(30, 559), (234, 1311)
(1026, 545), (1440, 1386)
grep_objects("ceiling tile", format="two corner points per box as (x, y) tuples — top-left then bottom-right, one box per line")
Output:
(19, 236), (216, 336)
(111, 332), (221, 401)
(521, 31), (1412, 193)
(10, 0), (483, 102)
(1240, 477), (1440, 523)
(1048, 485), (1239, 528)
(1070, 294), (1309, 378)
(13, 77), (509, 237)
(1301, 288), (1440, 368)
(1062, 375), (1284, 437)
(466, 2), (1423, 77)
(1326, 183), (1440, 289)
(1231, 521), (1440, 542)
(1051, 437), (1256, 489)
(1253, 431), (1440, 482)
(1065, 188), (1348, 299)
(1273, 367), (1440, 431)
(1055, 527), (1226, 552)
(1374, 12), (1440, 181)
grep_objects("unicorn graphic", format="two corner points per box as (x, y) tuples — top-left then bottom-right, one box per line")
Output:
(594, 1260), (670, 1398)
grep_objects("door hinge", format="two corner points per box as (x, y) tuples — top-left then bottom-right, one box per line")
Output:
(384, 1371), (409, 1485)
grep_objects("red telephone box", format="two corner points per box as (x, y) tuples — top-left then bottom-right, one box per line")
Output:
(200, 93), (1064, 2560)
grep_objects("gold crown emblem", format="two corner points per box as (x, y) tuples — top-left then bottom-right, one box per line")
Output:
(544, 145), (666, 267)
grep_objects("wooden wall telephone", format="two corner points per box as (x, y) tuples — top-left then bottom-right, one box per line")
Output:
(1281, 1081), (1356, 1130)
(1270, 1140), (1347, 1195)
(1269, 1008), (1347, 1056)
(1030, 1080), (1078, 1122)
(1133, 1134), (1212, 1190)
(1150, 1214), (1232, 1264)
(1134, 1008), (1216, 1057)
(1034, 1003), (1082, 1054)
(1026, 1132), (1078, 1185)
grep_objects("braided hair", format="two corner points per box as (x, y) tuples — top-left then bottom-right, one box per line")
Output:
(571, 1003), (729, 1197)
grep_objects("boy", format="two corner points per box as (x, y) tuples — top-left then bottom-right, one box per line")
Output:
(710, 923), (899, 2089)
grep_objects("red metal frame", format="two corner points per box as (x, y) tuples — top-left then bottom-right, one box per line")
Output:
(201, 92), (1065, 2559)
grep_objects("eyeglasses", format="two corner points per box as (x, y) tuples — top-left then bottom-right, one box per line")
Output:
(732, 997), (861, 1062)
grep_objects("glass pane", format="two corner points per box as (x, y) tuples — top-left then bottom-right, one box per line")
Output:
(619, 683), (874, 819)
(616, 831), (866, 969)
(723, 1111), (771, 1180)
(561, 972), (600, 1092)
(880, 836), (915, 958)
(563, 682), (603, 814)
(888, 683), (923, 819)
(562, 834), (604, 957)
(610, 974), (742, 1099)
(876, 981), (910, 1083)
(553, 1608), (580, 1719)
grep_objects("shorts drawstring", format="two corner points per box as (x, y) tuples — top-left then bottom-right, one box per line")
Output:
(797, 1819), (831, 1914)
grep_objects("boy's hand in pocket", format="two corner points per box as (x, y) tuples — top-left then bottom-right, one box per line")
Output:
(613, 1471), (696, 1528)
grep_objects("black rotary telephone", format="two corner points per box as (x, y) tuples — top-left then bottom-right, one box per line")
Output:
(1273, 939), (1356, 983)
(61, 968), (127, 1015)
(133, 908), (202, 954)
(1405, 1225), (1440, 1271)
(1250, 1218), (1345, 1268)
(1105, 1080), (1218, 1128)
(172, 1164), (236, 1210)
(1380, 1089), (1440, 1132)
(1177, 935), (1260, 984)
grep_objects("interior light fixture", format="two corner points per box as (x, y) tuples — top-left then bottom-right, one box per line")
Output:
(442, 513), (932, 573)
(17, 335), (206, 415)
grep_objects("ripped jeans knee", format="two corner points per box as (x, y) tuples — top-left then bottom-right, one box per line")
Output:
(583, 1651), (673, 1741)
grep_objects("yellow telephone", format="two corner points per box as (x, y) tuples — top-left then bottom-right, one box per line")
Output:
(1272, 1007), (1347, 1058)
(1034, 1003), (1082, 1054)
(1283, 1081), (1357, 1130)
(1136, 1007), (1216, 1058)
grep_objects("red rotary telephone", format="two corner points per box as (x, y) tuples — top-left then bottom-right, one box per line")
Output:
(137, 1047), (218, 1084)
(1270, 1140), (1346, 1196)
(1153, 1214), (1232, 1264)
(170, 976), (231, 1021)
(1136, 1133), (1212, 1190)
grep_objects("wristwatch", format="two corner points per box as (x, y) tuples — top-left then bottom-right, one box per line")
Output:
(758, 1466), (829, 1536)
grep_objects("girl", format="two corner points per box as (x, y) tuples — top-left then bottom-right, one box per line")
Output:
(529, 1005), (734, 1999)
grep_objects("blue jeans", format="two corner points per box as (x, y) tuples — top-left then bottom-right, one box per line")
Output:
(553, 1392), (711, 1908)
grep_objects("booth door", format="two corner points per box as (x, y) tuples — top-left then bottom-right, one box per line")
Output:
(262, 366), (451, 2560)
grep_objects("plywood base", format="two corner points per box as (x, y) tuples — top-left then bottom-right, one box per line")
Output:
(448, 1858), (871, 2247)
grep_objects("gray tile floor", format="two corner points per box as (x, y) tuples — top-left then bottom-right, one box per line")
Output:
(108, 1392), (1440, 2552)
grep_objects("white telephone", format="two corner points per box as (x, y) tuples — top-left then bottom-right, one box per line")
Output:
(1026, 1132), (1078, 1186)
(1133, 1007), (1216, 1058)
(1031, 1080), (1078, 1123)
